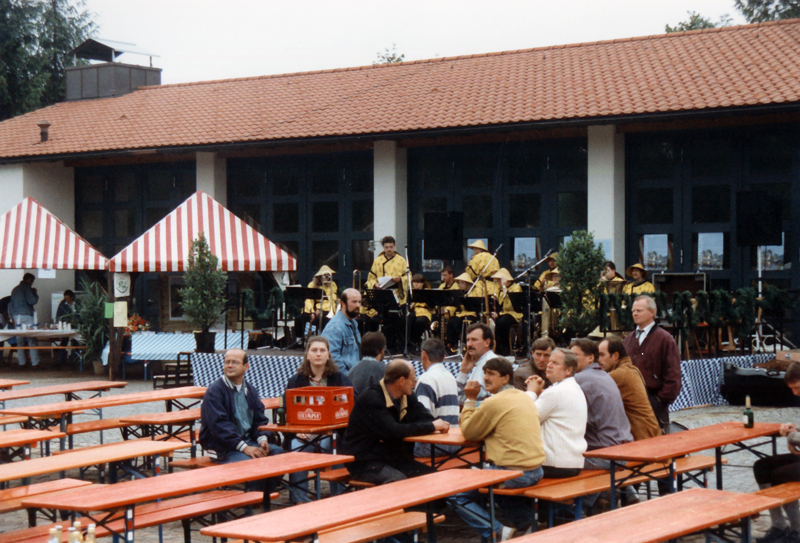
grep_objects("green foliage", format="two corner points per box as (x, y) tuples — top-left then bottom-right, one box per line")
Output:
(179, 233), (227, 333)
(76, 278), (107, 363)
(734, 0), (800, 22)
(374, 43), (405, 65)
(666, 11), (718, 32)
(0, 0), (95, 120)
(557, 230), (607, 338)
(242, 286), (285, 322)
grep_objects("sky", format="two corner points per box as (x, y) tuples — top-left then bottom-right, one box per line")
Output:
(84, 0), (747, 85)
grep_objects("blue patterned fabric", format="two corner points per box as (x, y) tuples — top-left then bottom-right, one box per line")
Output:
(670, 353), (774, 411)
(192, 350), (771, 411)
(130, 331), (251, 361)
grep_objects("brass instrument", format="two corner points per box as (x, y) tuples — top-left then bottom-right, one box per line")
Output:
(353, 269), (361, 290)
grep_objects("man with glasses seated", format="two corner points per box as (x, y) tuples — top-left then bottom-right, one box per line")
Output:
(199, 349), (284, 467)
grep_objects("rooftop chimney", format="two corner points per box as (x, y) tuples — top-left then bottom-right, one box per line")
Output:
(38, 121), (50, 143)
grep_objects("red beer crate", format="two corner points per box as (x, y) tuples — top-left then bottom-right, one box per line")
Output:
(286, 386), (354, 426)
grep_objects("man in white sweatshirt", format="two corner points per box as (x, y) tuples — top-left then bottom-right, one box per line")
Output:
(526, 347), (588, 478)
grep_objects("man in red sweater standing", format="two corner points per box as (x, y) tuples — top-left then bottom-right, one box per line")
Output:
(623, 295), (681, 434)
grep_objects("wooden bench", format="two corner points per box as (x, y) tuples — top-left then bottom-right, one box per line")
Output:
(0, 478), (93, 514)
(3, 490), (275, 543)
(519, 455), (720, 528)
(0, 414), (29, 427)
(754, 481), (800, 505)
(46, 417), (137, 437)
(318, 467), (375, 489)
(171, 455), (215, 470)
(222, 510), (445, 543)
(152, 352), (194, 390)
(51, 431), (196, 456)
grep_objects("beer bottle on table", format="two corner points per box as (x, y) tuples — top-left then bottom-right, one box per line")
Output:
(84, 525), (97, 543)
(743, 395), (754, 428)
(277, 396), (286, 426)
(47, 528), (59, 543)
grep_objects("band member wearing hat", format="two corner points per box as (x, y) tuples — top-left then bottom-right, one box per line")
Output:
(623, 263), (655, 296)
(433, 266), (460, 340)
(408, 273), (432, 351)
(365, 236), (409, 350)
(446, 273), (485, 354)
(490, 268), (523, 357)
(295, 265), (338, 341)
(465, 240), (499, 292)
(534, 253), (559, 291)
(600, 261), (626, 294)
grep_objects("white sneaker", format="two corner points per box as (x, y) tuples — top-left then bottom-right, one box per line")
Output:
(500, 526), (517, 541)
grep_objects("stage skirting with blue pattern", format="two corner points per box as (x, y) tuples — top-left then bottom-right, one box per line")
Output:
(191, 351), (768, 410)
(102, 331), (252, 365)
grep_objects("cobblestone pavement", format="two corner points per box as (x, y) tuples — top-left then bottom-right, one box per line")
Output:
(2, 364), (798, 541)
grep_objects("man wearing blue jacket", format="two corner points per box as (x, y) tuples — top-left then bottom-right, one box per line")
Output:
(199, 349), (283, 465)
(321, 288), (362, 371)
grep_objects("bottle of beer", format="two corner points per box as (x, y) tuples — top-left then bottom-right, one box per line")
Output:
(84, 525), (97, 543)
(276, 396), (286, 426)
(47, 528), (59, 543)
(744, 395), (754, 428)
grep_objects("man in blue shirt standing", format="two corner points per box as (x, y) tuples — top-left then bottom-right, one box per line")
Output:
(322, 288), (362, 371)
(9, 273), (39, 368)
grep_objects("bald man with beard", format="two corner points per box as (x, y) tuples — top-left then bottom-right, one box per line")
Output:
(321, 288), (363, 372)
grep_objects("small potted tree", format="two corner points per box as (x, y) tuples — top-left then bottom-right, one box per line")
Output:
(77, 278), (110, 375)
(179, 233), (227, 353)
(558, 230), (607, 339)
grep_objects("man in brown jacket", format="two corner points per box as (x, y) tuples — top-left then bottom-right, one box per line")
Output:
(598, 336), (661, 441)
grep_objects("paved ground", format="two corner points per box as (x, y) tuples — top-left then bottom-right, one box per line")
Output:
(1, 360), (797, 542)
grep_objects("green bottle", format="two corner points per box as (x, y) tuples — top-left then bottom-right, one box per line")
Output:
(276, 396), (286, 426)
(743, 395), (754, 428)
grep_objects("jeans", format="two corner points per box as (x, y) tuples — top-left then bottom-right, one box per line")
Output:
(14, 315), (38, 366)
(288, 436), (343, 503)
(216, 440), (285, 493)
(583, 457), (637, 507)
(447, 465), (544, 539)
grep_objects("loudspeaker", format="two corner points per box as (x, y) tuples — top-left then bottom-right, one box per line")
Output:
(424, 212), (463, 260)
(736, 191), (782, 247)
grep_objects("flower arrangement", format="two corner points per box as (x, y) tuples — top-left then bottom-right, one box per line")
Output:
(126, 314), (150, 335)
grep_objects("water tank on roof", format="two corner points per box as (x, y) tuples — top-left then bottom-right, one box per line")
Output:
(65, 38), (161, 101)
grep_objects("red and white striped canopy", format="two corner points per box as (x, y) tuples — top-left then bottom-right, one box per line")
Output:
(108, 191), (297, 273)
(0, 198), (108, 270)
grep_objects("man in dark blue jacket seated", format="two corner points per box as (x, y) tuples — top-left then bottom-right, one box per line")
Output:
(199, 349), (284, 472)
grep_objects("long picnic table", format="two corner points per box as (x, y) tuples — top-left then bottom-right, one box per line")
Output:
(0, 440), (187, 487)
(0, 386), (206, 451)
(0, 379), (29, 391)
(23, 451), (353, 542)
(0, 429), (66, 463)
(583, 421), (782, 507)
(201, 468), (521, 543)
(514, 487), (781, 543)
(405, 427), (484, 469)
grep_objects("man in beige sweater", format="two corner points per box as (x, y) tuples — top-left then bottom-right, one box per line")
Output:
(447, 357), (545, 541)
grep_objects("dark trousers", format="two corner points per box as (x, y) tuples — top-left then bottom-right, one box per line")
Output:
(494, 314), (518, 356)
(647, 391), (670, 434)
(754, 454), (800, 486)
(350, 458), (437, 486)
(408, 315), (430, 348)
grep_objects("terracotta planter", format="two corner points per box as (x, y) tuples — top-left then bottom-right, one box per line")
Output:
(194, 331), (216, 353)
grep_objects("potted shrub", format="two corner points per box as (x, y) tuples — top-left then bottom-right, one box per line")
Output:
(558, 230), (607, 339)
(179, 233), (227, 353)
(77, 278), (110, 375)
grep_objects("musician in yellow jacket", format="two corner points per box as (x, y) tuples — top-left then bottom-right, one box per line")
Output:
(407, 274), (432, 351)
(623, 263), (655, 296)
(490, 268), (523, 357)
(365, 236), (408, 350)
(533, 253), (559, 291)
(446, 273), (485, 353)
(465, 240), (499, 296)
(294, 265), (338, 341)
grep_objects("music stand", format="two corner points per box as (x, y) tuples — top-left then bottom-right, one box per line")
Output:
(283, 286), (324, 348)
(542, 291), (561, 309)
(363, 289), (400, 314)
(412, 289), (464, 308)
(462, 297), (486, 314)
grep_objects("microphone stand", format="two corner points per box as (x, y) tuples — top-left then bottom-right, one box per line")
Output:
(514, 248), (553, 356)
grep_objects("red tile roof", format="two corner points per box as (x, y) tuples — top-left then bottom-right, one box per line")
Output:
(2, 19), (800, 159)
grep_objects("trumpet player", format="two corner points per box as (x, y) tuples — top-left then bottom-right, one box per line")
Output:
(294, 265), (338, 342)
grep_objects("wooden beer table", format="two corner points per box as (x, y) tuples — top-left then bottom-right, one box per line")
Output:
(584, 421), (782, 507)
(513, 488), (781, 543)
(23, 451), (353, 543)
(121, 409), (202, 457)
(201, 468), (521, 543)
(0, 386), (205, 451)
(0, 440), (187, 486)
(0, 379), (30, 391)
(405, 427), (484, 469)
(0, 381), (126, 404)
(0, 429), (66, 463)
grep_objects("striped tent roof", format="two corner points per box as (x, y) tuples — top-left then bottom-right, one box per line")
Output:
(108, 191), (297, 273)
(0, 198), (108, 270)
